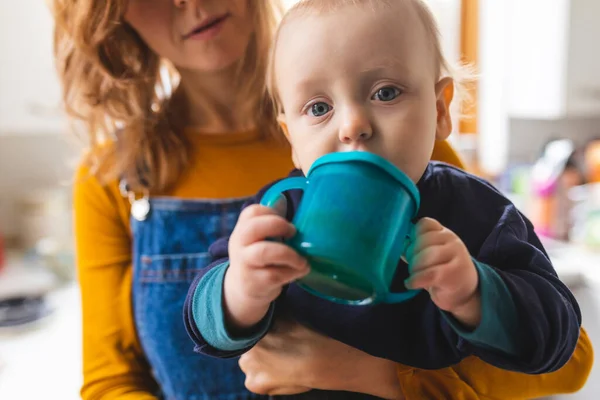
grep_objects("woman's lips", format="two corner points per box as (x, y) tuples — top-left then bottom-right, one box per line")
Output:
(184, 13), (230, 41)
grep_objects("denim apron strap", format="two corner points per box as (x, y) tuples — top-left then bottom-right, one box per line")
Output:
(128, 190), (264, 400)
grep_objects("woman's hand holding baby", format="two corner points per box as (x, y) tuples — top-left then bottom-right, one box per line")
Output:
(405, 218), (481, 329)
(224, 204), (310, 330)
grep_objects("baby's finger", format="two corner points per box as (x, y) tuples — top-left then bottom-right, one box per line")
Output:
(409, 228), (454, 257)
(415, 217), (444, 236)
(405, 268), (438, 291)
(252, 264), (311, 290)
(236, 215), (296, 246)
(410, 244), (453, 273)
(238, 204), (280, 221)
(244, 241), (309, 272)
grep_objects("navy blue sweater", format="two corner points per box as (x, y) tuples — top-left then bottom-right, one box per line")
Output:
(184, 162), (581, 373)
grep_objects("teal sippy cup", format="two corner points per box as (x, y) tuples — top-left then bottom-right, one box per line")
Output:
(260, 151), (421, 305)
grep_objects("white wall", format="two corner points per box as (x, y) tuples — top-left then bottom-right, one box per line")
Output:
(0, 0), (64, 135)
(0, 135), (78, 239)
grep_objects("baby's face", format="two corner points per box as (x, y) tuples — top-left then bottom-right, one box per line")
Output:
(274, 3), (452, 182)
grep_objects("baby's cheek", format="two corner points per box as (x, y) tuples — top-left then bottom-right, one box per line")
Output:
(394, 157), (430, 183)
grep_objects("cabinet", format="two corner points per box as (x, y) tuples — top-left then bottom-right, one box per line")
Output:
(507, 0), (600, 119)
(0, 0), (65, 135)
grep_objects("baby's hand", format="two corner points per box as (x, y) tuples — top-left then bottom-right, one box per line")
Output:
(224, 204), (310, 330)
(405, 218), (481, 328)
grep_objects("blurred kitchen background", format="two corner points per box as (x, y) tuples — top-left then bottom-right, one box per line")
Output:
(1, 0), (600, 398)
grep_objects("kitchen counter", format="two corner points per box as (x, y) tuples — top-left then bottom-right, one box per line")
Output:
(0, 259), (81, 400)
(541, 237), (600, 289)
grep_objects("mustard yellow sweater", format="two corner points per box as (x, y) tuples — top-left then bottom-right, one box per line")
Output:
(74, 131), (592, 400)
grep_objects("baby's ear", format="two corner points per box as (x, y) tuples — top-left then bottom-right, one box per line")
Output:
(435, 77), (454, 141)
(277, 114), (290, 140)
(277, 114), (301, 169)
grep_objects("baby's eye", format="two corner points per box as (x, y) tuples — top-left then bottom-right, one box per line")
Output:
(308, 102), (332, 117)
(372, 86), (401, 102)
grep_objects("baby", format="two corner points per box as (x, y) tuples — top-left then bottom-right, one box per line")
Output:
(185, 0), (580, 375)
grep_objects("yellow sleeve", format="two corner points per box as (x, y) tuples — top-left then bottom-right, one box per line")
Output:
(74, 164), (159, 400)
(431, 140), (466, 170)
(446, 327), (593, 399)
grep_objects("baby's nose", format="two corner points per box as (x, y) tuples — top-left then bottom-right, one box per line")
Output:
(339, 111), (373, 144)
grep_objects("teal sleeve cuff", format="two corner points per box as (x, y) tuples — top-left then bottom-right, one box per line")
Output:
(192, 262), (275, 352)
(442, 259), (520, 356)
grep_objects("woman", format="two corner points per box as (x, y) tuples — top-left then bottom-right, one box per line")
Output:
(52, 0), (592, 398)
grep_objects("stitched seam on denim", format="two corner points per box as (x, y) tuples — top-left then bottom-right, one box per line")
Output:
(149, 197), (250, 212)
(140, 269), (207, 282)
(131, 256), (150, 358)
(141, 269), (207, 275)
(151, 195), (251, 203)
(142, 252), (210, 261)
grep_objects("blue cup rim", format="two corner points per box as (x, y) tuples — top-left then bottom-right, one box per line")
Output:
(307, 151), (421, 214)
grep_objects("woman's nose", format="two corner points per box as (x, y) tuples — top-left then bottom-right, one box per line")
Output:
(173, 0), (187, 8)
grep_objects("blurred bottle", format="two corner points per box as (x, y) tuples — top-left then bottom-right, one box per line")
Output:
(567, 139), (600, 248)
(584, 140), (600, 183)
(530, 139), (584, 241)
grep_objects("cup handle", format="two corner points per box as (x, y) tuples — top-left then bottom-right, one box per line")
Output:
(260, 177), (308, 208)
(381, 223), (422, 304)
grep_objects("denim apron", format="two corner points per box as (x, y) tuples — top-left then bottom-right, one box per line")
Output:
(129, 191), (266, 400)
(126, 186), (382, 400)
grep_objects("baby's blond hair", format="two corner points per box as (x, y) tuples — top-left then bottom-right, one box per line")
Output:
(267, 0), (474, 116)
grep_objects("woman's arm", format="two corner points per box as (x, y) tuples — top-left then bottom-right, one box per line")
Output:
(238, 318), (403, 399)
(74, 164), (159, 400)
(239, 319), (592, 399)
